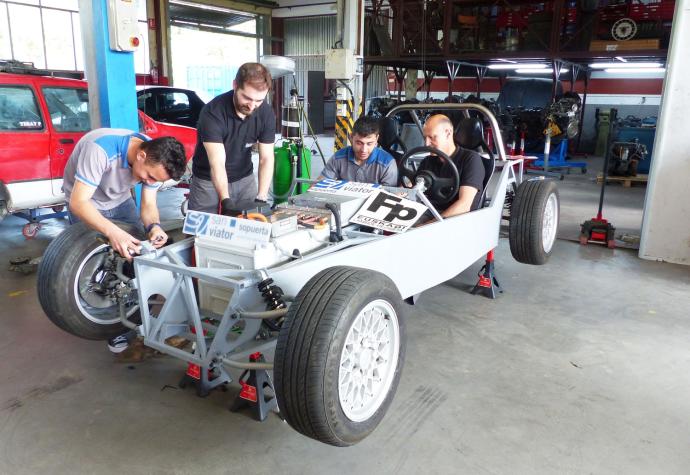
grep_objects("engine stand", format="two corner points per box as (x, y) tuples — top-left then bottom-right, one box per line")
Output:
(471, 250), (502, 299)
(230, 353), (278, 422)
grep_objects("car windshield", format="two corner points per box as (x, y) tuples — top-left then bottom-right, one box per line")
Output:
(42, 87), (90, 132)
(0, 86), (43, 130)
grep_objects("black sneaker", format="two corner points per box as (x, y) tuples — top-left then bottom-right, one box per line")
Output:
(107, 333), (131, 353)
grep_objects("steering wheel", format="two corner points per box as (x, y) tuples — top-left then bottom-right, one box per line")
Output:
(399, 145), (460, 207)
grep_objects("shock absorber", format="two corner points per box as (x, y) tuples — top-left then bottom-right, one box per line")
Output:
(257, 278), (286, 331)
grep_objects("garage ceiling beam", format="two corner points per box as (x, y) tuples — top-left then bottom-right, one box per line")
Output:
(174, 0), (275, 16)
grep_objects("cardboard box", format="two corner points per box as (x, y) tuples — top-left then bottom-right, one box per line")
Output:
(589, 39), (660, 52)
(269, 211), (298, 237)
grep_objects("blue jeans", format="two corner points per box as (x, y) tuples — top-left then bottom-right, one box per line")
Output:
(69, 198), (143, 232)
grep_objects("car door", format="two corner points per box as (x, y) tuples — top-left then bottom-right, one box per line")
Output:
(40, 85), (91, 196)
(0, 82), (51, 207)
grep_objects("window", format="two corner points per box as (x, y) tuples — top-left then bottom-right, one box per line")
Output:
(0, 86), (43, 131)
(0, 4), (11, 60)
(43, 8), (76, 70)
(42, 87), (90, 132)
(41, 0), (79, 9)
(160, 92), (191, 113)
(7, 3), (45, 68)
(137, 91), (156, 115)
(0, 1), (148, 74)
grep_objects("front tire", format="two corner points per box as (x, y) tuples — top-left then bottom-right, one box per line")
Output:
(37, 222), (142, 340)
(274, 266), (406, 446)
(509, 179), (559, 265)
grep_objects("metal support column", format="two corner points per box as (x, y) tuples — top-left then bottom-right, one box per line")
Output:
(475, 66), (487, 98)
(79, 0), (138, 130)
(333, 0), (364, 150)
(639, 0), (690, 264)
(79, 0), (141, 205)
(446, 60), (461, 98)
(575, 69), (590, 153)
(551, 58), (565, 101)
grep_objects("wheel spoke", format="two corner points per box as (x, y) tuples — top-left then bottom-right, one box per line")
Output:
(338, 299), (400, 422)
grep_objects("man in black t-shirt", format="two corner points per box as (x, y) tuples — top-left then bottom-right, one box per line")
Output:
(417, 114), (485, 217)
(188, 63), (276, 214)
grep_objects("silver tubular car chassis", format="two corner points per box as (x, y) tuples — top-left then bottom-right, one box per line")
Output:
(38, 103), (559, 446)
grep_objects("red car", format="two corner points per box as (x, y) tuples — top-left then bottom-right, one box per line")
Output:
(0, 71), (196, 232)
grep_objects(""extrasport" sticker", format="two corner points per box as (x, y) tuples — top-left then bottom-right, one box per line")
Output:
(349, 190), (428, 233)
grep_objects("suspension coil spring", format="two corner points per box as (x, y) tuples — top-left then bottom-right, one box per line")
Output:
(257, 278), (286, 332)
(258, 278), (286, 311)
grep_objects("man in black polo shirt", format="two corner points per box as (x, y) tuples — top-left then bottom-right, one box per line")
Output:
(188, 63), (275, 214)
(418, 114), (484, 217)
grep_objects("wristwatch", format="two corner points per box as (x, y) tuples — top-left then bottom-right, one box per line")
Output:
(145, 222), (161, 234)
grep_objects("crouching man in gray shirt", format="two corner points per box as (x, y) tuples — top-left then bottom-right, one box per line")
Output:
(320, 116), (398, 186)
(62, 129), (187, 260)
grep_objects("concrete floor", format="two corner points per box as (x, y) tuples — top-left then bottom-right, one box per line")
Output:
(1, 156), (689, 474)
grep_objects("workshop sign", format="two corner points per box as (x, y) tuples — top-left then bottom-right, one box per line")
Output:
(349, 190), (428, 233)
(308, 179), (382, 197)
(183, 211), (271, 243)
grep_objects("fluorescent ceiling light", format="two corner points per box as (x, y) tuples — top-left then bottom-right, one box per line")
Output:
(488, 63), (546, 70)
(515, 68), (569, 74)
(590, 62), (662, 69)
(604, 67), (665, 73)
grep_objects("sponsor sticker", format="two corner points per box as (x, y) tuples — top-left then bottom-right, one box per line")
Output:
(183, 210), (271, 243)
(349, 190), (428, 233)
(308, 179), (382, 197)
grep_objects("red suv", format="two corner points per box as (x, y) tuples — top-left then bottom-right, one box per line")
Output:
(0, 71), (197, 228)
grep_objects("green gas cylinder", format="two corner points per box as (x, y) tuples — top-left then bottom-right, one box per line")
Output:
(273, 140), (312, 203)
(595, 109), (611, 157)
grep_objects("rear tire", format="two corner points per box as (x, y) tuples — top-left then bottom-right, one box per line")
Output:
(509, 179), (559, 265)
(37, 222), (143, 340)
(274, 266), (406, 447)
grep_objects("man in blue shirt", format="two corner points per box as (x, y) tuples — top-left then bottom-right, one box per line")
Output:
(63, 129), (187, 258)
(320, 116), (398, 186)
(63, 129), (186, 355)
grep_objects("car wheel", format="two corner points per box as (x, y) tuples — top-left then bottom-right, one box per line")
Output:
(37, 222), (143, 340)
(274, 266), (406, 447)
(509, 179), (559, 265)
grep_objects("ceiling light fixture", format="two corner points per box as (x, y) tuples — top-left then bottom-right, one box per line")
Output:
(603, 67), (665, 73)
(488, 63), (547, 70)
(589, 62), (662, 69)
(515, 68), (569, 74)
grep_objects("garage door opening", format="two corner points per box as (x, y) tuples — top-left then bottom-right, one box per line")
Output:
(169, 0), (265, 100)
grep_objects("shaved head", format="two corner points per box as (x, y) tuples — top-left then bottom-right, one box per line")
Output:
(423, 114), (455, 157)
(425, 114), (453, 132)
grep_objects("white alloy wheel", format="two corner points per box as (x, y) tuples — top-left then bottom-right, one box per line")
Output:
(339, 299), (400, 422)
(74, 244), (121, 324)
(542, 192), (559, 253)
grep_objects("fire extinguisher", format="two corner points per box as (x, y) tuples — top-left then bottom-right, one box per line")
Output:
(150, 65), (159, 85)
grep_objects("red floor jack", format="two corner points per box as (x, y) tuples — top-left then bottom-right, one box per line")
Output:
(580, 118), (616, 248)
(471, 250), (501, 299)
